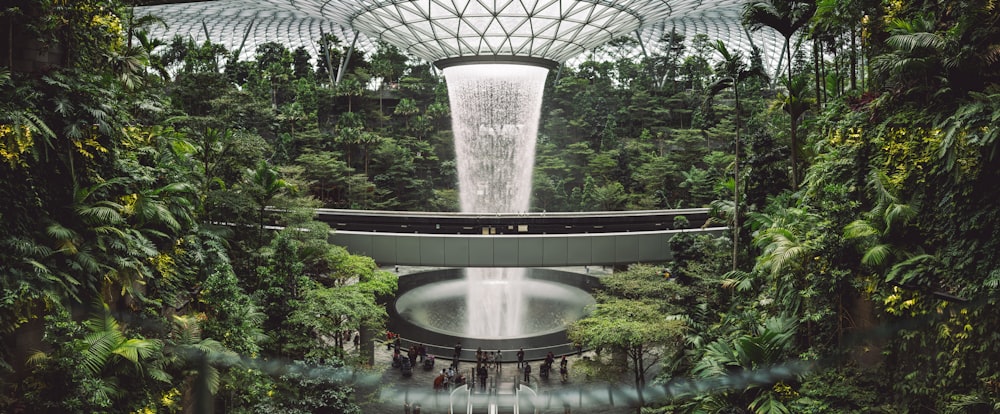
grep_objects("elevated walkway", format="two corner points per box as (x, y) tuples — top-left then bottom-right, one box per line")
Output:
(330, 227), (726, 267)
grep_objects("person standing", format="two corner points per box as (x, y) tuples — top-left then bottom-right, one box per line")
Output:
(494, 349), (502, 372)
(516, 348), (525, 368)
(523, 363), (531, 383)
(454, 342), (462, 366)
(408, 345), (418, 365)
(477, 364), (489, 391)
(560, 356), (568, 382)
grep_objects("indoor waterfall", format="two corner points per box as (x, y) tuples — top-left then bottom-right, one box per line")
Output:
(443, 63), (548, 338)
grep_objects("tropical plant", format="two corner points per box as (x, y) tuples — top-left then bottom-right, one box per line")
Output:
(21, 303), (168, 412)
(160, 314), (242, 412)
(706, 40), (769, 271)
(688, 316), (799, 413)
(743, 0), (817, 188)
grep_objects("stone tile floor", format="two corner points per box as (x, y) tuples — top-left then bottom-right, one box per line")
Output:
(358, 266), (636, 414)
(357, 342), (638, 414)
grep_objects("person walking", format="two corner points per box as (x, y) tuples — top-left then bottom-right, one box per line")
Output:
(560, 356), (568, 382)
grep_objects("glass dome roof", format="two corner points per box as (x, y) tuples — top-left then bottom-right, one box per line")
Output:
(135, 0), (784, 72)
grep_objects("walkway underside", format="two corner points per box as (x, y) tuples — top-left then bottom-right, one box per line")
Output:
(330, 227), (726, 267)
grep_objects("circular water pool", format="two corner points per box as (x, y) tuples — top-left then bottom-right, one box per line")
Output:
(387, 268), (597, 360)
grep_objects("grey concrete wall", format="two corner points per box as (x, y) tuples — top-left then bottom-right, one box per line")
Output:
(329, 227), (728, 267)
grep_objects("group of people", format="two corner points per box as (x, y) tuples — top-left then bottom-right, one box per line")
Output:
(474, 347), (503, 371)
(532, 351), (569, 382)
(387, 334), (574, 391)
(433, 364), (466, 391)
(388, 331), (434, 375)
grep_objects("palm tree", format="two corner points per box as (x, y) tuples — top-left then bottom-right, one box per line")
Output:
(707, 41), (768, 271)
(774, 74), (812, 170)
(336, 77), (364, 113)
(743, 0), (816, 189)
(44, 179), (158, 302)
(246, 160), (292, 246)
(871, 6), (1000, 105)
(79, 301), (165, 378)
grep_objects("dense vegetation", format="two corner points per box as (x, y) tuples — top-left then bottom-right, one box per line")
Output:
(1, 0), (998, 412)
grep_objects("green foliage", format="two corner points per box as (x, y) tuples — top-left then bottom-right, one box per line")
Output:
(253, 358), (362, 414)
(289, 284), (388, 360)
(599, 264), (690, 301)
(199, 264), (265, 357)
(17, 304), (168, 413)
(569, 299), (683, 352)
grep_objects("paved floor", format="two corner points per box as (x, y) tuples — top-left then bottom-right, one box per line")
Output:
(356, 266), (635, 414)
(358, 343), (637, 414)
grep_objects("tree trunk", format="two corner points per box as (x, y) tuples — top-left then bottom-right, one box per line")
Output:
(733, 82), (740, 272)
(631, 346), (645, 413)
(813, 39), (822, 107)
(850, 25), (858, 91)
(786, 38), (798, 189)
(6, 16), (12, 71)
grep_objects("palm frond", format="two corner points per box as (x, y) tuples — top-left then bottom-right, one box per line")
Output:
(861, 244), (892, 268)
(885, 253), (939, 285)
(843, 219), (878, 240)
(25, 350), (49, 367)
(883, 202), (916, 231)
(886, 32), (947, 53)
(113, 338), (161, 366)
(77, 202), (125, 225)
(81, 330), (118, 375)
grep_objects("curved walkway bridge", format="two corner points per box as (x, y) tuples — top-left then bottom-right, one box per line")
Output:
(318, 208), (726, 267)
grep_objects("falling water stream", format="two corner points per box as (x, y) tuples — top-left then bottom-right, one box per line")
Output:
(443, 63), (548, 338)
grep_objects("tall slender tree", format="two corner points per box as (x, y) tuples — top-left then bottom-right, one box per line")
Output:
(743, 0), (816, 189)
(707, 41), (768, 271)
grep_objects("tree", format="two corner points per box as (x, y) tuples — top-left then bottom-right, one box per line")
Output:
(370, 41), (409, 120)
(244, 159), (293, 247)
(743, 0), (816, 189)
(706, 40), (768, 271)
(199, 263), (265, 357)
(160, 314), (242, 413)
(871, 8), (998, 104)
(290, 284), (387, 361)
(568, 299), (686, 411)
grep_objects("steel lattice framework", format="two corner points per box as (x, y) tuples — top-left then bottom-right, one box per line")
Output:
(135, 0), (785, 72)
